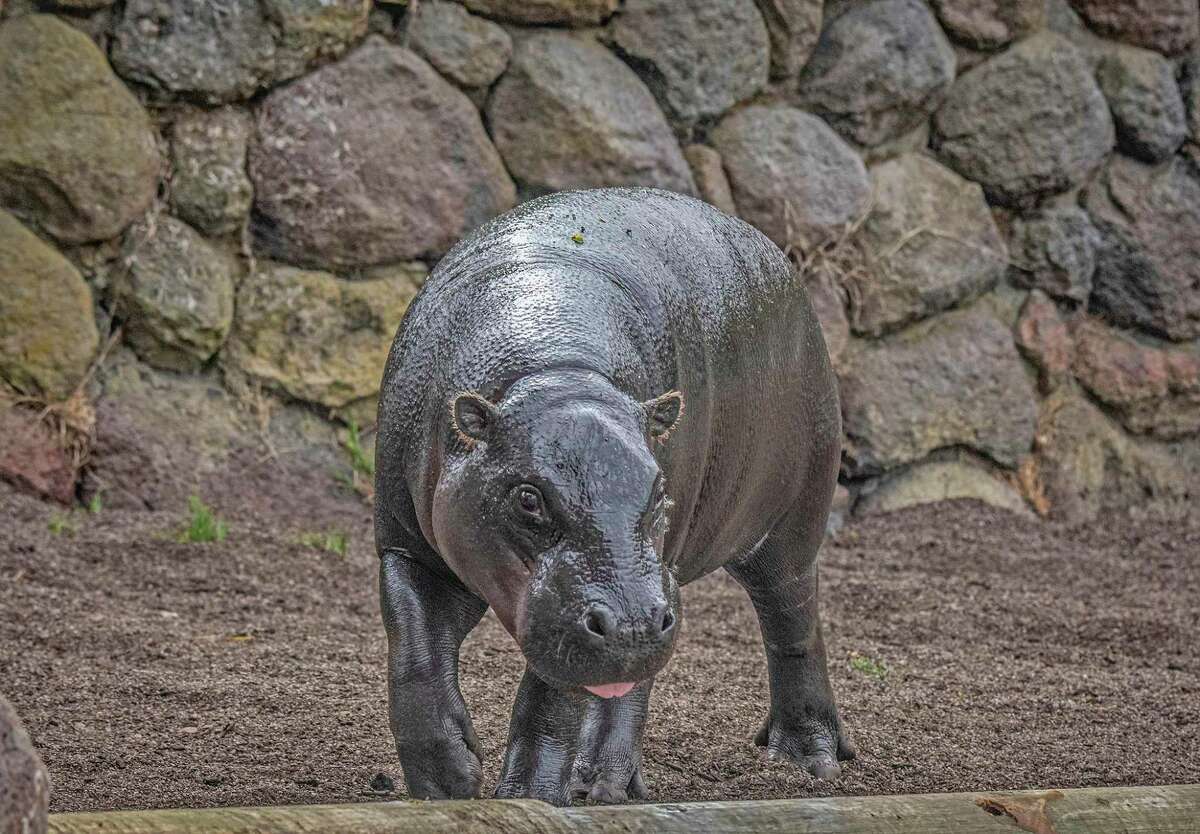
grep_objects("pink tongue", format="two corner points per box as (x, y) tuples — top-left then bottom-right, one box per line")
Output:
(584, 682), (637, 699)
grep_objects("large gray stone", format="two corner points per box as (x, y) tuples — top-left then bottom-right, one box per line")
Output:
(111, 0), (277, 103)
(407, 1), (511, 91)
(610, 0), (769, 124)
(169, 107), (254, 237)
(711, 104), (870, 252)
(1066, 0), (1198, 56)
(222, 261), (424, 410)
(250, 38), (515, 268)
(0, 695), (48, 834)
(797, 0), (955, 148)
(928, 0), (1044, 51)
(1085, 155), (1200, 342)
(462, 0), (617, 25)
(932, 32), (1114, 208)
(487, 32), (695, 197)
(856, 456), (1032, 518)
(839, 303), (1037, 476)
(0, 210), (100, 400)
(1072, 317), (1200, 440)
(114, 216), (235, 373)
(753, 0), (822, 80)
(846, 153), (1006, 337)
(1096, 45), (1188, 163)
(1029, 385), (1200, 523)
(0, 15), (161, 244)
(1007, 206), (1098, 304)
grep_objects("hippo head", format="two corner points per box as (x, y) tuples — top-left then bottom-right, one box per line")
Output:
(431, 370), (684, 698)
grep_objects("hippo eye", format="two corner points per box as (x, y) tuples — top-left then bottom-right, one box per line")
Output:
(513, 484), (547, 522)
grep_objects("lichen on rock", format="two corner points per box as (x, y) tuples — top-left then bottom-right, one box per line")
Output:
(0, 14), (161, 243)
(0, 210), (100, 400)
(113, 216), (235, 373)
(221, 261), (426, 410)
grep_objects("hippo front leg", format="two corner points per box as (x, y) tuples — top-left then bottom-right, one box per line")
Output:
(727, 515), (855, 780)
(569, 678), (653, 803)
(380, 548), (487, 799)
(496, 671), (652, 805)
(495, 669), (585, 804)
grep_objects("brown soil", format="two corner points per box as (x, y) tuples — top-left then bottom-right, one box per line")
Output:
(1, 474), (1197, 813)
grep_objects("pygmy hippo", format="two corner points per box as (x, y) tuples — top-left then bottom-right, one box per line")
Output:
(375, 187), (852, 805)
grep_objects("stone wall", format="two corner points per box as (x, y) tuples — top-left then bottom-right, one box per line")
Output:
(1, 0), (1198, 524)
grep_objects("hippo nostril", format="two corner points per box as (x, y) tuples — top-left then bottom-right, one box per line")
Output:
(582, 605), (614, 639)
(661, 610), (675, 633)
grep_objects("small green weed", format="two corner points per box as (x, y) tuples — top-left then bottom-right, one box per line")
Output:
(87, 492), (103, 515)
(343, 420), (374, 478)
(849, 651), (888, 680)
(48, 512), (77, 537)
(338, 420), (375, 502)
(182, 495), (228, 543)
(299, 530), (348, 557)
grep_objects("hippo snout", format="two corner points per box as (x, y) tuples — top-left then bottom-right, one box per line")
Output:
(579, 599), (676, 653)
(523, 568), (681, 693)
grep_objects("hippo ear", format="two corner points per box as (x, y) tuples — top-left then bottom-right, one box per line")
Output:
(450, 391), (498, 443)
(643, 390), (684, 442)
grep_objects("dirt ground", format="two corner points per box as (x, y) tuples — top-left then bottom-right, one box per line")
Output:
(1, 471), (1198, 813)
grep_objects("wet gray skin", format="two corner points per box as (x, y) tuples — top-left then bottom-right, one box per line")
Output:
(375, 187), (851, 805)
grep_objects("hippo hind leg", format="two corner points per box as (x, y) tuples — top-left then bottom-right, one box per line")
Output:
(725, 510), (855, 779)
(496, 670), (652, 805)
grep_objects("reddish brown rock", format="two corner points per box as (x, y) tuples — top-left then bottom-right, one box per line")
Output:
(0, 694), (49, 834)
(1015, 290), (1074, 393)
(1067, 0), (1198, 56)
(0, 407), (75, 504)
(1072, 318), (1200, 440)
(250, 37), (515, 268)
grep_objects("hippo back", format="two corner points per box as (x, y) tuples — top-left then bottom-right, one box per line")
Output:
(377, 188), (840, 583)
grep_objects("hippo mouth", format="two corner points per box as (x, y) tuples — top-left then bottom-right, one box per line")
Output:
(583, 682), (637, 699)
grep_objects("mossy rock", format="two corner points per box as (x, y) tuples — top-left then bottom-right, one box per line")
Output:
(222, 262), (425, 409)
(0, 209), (100, 399)
(0, 15), (161, 243)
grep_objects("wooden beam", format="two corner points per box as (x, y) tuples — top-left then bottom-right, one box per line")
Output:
(48, 784), (1200, 834)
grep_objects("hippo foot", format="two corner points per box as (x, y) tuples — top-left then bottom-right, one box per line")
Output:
(568, 757), (648, 804)
(754, 713), (856, 780)
(494, 734), (578, 806)
(396, 718), (484, 800)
